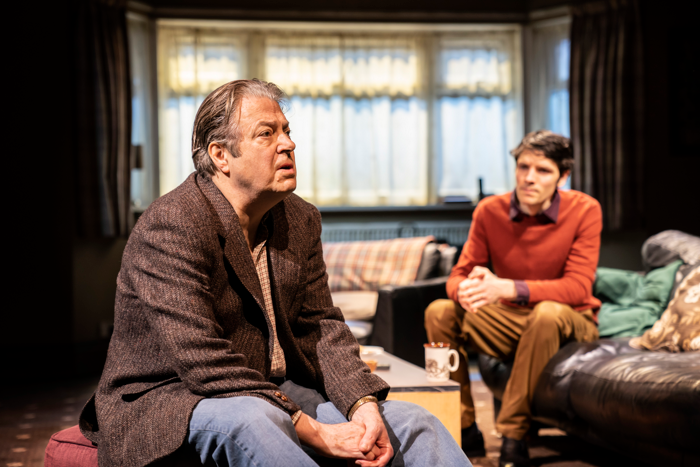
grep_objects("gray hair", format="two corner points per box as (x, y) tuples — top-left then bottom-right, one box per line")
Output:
(191, 79), (288, 176)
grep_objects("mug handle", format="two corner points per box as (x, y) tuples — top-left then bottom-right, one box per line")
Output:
(447, 349), (460, 372)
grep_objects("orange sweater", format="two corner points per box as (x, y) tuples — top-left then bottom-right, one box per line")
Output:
(447, 190), (603, 314)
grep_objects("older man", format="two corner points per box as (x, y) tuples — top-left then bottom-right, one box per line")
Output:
(79, 79), (469, 467)
(425, 131), (602, 467)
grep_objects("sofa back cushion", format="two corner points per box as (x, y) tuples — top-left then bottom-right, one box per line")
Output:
(415, 242), (442, 281)
(323, 236), (434, 292)
(642, 229), (700, 269)
(642, 230), (700, 300)
(630, 266), (700, 352)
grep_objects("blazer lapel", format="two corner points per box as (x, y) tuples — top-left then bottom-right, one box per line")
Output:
(267, 201), (301, 318)
(195, 175), (265, 312)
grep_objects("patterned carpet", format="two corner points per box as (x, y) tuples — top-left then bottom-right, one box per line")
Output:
(1, 378), (97, 467)
(1, 372), (650, 467)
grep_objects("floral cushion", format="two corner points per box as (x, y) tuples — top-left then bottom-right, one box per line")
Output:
(630, 266), (700, 352)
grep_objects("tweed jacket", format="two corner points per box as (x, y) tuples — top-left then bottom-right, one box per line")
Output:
(79, 173), (390, 467)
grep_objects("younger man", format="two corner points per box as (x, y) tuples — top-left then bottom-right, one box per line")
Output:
(425, 130), (602, 467)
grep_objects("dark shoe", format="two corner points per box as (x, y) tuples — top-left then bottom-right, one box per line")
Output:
(499, 436), (530, 467)
(461, 423), (486, 458)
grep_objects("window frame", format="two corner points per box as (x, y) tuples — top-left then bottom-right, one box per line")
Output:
(131, 15), (575, 210)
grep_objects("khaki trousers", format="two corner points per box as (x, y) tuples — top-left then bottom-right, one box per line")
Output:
(424, 299), (598, 440)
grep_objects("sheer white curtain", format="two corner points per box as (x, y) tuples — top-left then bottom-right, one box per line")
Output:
(527, 18), (571, 189)
(528, 18), (571, 136)
(155, 23), (523, 205)
(157, 27), (247, 195)
(127, 13), (157, 209)
(435, 33), (522, 200)
(266, 35), (427, 206)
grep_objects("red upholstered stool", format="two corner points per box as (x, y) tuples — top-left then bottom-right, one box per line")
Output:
(45, 425), (98, 467)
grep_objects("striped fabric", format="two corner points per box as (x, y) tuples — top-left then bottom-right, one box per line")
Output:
(323, 236), (435, 292)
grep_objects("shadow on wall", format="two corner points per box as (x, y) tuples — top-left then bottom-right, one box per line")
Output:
(598, 230), (648, 271)
(71, 238), (128, 376)
(73, 238), (127, 343)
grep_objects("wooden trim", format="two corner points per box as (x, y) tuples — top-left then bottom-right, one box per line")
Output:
(149, 8), (527, 23)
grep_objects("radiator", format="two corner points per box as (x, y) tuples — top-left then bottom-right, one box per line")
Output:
(321, 221), (470, 246)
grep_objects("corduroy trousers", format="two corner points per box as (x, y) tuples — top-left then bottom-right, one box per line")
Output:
(424, 299), (598, 440)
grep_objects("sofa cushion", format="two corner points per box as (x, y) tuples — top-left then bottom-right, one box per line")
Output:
(415, 242), (442, 281)
(630, 266), (700, 352)
(45, 425), (97, 467)
(642, 230), (700, 270)
(533, 338), (700, 451)
(345, 320), (374, 343)
(439, 244), (459, 277)
(323, 236), (434, 292)
(331, 290), (379, 321)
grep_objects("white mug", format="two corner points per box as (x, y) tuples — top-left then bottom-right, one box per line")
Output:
(424, 342), (459, 382)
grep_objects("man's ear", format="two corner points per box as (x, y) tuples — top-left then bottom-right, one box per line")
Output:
(557, 170), (571, 187)
(208, 142), (229, 174)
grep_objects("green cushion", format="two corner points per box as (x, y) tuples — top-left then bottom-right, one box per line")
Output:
(595, 260), (682, 338)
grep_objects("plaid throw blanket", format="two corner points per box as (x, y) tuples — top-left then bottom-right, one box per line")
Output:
(323, 236), (435, 292)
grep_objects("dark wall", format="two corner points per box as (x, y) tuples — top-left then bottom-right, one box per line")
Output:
(640, 0), (700, 236)
(5, 1), (77, 380)
(5, 1), (128, 382)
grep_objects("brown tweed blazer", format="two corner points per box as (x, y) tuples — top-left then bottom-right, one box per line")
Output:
(79, 173), (390, 467)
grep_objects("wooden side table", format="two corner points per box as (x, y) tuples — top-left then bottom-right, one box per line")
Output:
(373, 352), (461, 446)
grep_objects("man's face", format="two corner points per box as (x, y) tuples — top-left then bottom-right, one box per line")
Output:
(228, 96), (296, 200)
(515, 149), (568, 212)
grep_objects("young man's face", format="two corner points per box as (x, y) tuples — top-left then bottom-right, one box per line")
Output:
(515, 149), (569, 213)
(228, 96), (297, 200)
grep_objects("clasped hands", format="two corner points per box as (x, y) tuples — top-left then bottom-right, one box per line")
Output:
(295, 401), (393, 466)
(457, 266), (516, 313)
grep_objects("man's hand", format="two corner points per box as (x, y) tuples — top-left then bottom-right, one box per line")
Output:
(294, 407), (390, 466)
(350, 402), (393, 467)
(457, 266), (516, 312)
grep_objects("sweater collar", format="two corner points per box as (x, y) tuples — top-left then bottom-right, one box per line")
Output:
(509, 189), (560, 224)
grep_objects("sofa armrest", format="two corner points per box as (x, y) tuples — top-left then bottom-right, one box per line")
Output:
(369, 277), (449, 367)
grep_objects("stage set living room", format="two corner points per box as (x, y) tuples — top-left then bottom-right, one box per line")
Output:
(2, 0), (698, 467)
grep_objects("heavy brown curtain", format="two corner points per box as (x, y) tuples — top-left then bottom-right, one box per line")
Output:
(570, 0), (644, 230)
(75, 0), (132, 237)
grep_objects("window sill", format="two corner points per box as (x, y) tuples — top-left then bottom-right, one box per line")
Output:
(318, 203), (475, 214)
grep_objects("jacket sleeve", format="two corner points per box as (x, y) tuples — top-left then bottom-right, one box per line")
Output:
(123, 203), (301, 416)
(524, 200), (602, 306)
(446, 203), (491, 303)
(293, 208), (390, 418)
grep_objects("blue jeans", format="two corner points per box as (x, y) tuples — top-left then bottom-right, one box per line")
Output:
(183, 381), (471, 467)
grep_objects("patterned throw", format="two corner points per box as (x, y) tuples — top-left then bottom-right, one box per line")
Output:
(630, 266), (700, 352)
(323, 236), (435, 292)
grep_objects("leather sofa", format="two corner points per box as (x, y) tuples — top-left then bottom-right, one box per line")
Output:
(479, 338), (699, 466)
(377, 230), (700, 466)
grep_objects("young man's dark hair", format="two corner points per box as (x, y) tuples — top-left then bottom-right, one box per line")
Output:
(510, 130), (573, 176)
